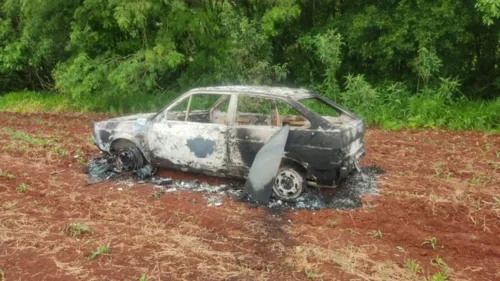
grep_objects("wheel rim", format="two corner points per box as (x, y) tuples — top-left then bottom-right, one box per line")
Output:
(273, 169), (303, 200)
(116, 148), (140, 171)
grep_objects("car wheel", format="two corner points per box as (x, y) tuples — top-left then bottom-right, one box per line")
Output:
(273, 166), (305, 201)
(115, 146), (144, 172)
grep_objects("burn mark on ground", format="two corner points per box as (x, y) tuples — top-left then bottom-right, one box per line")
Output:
(186, 137), (216, 158)
(241, 166), (383, 210)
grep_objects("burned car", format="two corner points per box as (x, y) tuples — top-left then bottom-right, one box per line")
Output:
(92, 86), (365, 201)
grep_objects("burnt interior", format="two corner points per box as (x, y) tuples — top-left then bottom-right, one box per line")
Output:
(166, 109), (311, 127)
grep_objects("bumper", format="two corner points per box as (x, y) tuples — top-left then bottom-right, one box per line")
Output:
(339, 146), (365, 178)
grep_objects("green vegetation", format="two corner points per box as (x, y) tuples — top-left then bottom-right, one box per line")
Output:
(51, 146), (69, 158)
(2, 128), (50, 146)
(16, 183), (27, 193)
(372, 230), (383, 239)
(304, 269), (323, 280)
(65, 223), (93, 238)
(404, 258), (421, 275)
(422, 237), (439, 250)
(0, 0), (499, 131)
(88, 244), (111, 260)
(0, 170), (15, 179)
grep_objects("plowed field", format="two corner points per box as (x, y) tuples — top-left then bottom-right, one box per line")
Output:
(1, 112), (499, 281)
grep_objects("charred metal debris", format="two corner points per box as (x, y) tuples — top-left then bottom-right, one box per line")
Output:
(87, 154), (381, 210)
(90, 86), (368, 204)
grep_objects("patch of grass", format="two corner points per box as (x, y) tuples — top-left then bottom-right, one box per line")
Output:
(152, 191), (163, 199)
(76, 155), (86, 166)
(0, 269), (4, 281)
(431, 255), (450, 278)
(486, 160), (499, 171)
(16, 183), (28, 193)
(404, 258), (421, 275)
(470, 177), (481, 185)
(0, 170), (15, 179)
(304, 269), (323, 280)
(430, 272), (448, 281)
(0, 91), (77, 113)
(396, 246), (405, 253)
(88, 244), (111, 260)
(2, 128), (49, 146)
(65, 223), (92, 238)
(422, 237), (438, 249)
(51, 146), (69, 158)
(372, 230), (383, 238)
(2, 143), (29, 152)
(139, 275), (147, 281)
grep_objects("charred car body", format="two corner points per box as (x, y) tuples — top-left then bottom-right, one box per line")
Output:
(92, 86), (366, 201)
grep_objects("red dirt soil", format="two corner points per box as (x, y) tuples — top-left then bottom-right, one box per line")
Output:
(0, 112), (499, 281)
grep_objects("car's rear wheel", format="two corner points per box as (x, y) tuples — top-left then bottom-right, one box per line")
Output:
(114, 146), (144, 172)
(273, 166), (305, 201)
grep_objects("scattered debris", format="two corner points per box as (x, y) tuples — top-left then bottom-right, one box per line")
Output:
(86, 151), (380, 210)
(148, 166), (379, 210)
(87, 157), (118, 184)
(151, 177), (173, 186)
(134, 164), (154, 180)
(86, 156), (158, 185)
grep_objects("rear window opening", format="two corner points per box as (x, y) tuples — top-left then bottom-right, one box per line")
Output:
(299, 97), (342, 117)
(299, 97), (356, 128)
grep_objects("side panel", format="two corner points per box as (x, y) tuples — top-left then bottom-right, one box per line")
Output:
(148, 121), (228, 174)
(227, 125), (280, 177)
(227, 125), (338, 183)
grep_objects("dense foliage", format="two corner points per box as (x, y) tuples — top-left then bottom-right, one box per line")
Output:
(0, 0), (499, 130)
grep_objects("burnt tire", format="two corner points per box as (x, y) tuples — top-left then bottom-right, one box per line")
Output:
(114, 146), (144, 172)
(273, 166), (305, 201)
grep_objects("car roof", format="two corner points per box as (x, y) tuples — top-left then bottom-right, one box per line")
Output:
(188, 85), (319, 100)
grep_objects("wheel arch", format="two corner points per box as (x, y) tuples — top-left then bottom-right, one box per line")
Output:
(110, 137), (151, 163)
(280, 155), (308, 175)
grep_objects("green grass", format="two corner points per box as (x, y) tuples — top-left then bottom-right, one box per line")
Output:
(422, 237), (438, 250)
(1, 87), (499, 132)
(404, 258), (421, 275)
(65, 223), (93, 238)
(0, 91), (77, 113)
(88, 244), (110, 260)
(2, 128), (50, 146)
(16, 183), (28, 193)
(0, 170), (15, 179)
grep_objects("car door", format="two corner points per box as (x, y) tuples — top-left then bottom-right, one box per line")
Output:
(148, 93), (231, 175)
(227, 94), (282, 177)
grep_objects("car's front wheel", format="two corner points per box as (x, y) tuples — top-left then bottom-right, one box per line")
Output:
(114, 146), (144, 172)
(273, 166), (305, 201)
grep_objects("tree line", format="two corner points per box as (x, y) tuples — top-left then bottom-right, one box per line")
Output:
(0, 0), (499, 103)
